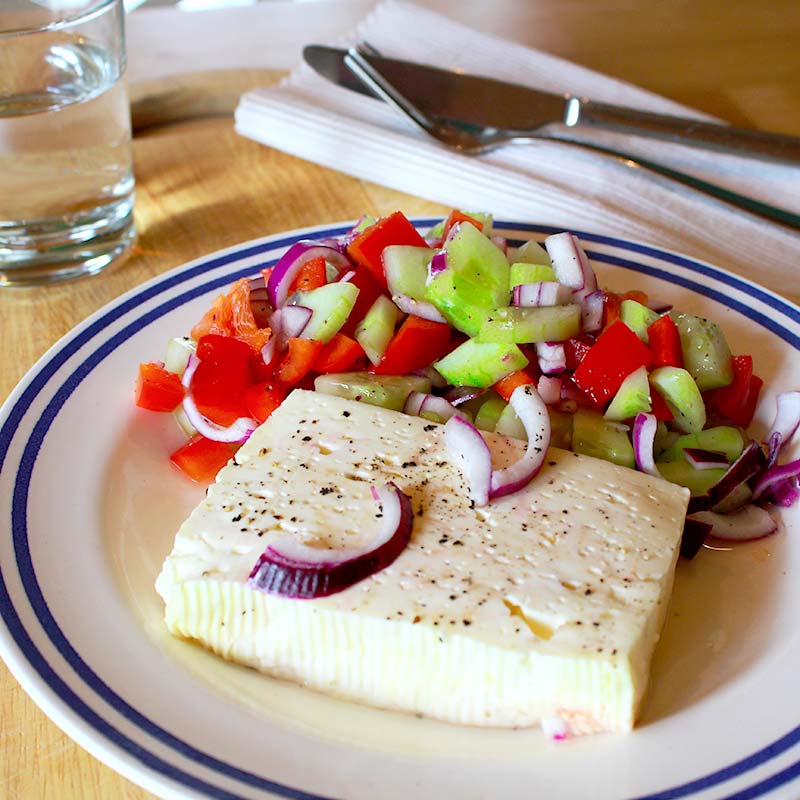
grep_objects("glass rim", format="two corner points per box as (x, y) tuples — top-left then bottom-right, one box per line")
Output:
(0, 0), (120, 39)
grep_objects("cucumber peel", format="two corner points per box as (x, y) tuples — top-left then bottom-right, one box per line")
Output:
(434, 339), (528, 388)
(604, 365), (652, 421)
(650, 366), (706, 433)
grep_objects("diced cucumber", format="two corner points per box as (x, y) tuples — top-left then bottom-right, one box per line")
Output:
(314, 373), (431, 412)
(572, 409), (634, 468)
(512, 239), (551, 266)
(657, 425), (745, 462)
(426, 222), (510, 336)
(620, 300), (658, 342)
(510, 262), (557, 287)
(466, 211), (493, 237)
(654, 421), (679, 457)
(173, 404), (197, 437)
(478, 304), (581, 344)
(164, 337), (196, 377)
(712, 482), (752, 513)
(604, 366), (651, 421)
(355, 295), (400, 365)
(474, 394), (507, 432)
(352, 214), (377, 234)
(434, 339), (528, 388)
(382, 245), (432, 301)
(673, 313), (734, 391)
(296, 282), (359, 344)
(650, 366), (706, 433)
(495, 402), (527, 439)
(427, 219), (445, 239)
(655, 461), (726, 496)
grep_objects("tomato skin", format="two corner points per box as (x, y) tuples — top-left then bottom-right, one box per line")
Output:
(135, 362), (185, 412)
(170, 435), (239, 482)
(346, 212), (429, 288)
(289, 255), (327, 293)
(275, 338), (323, 386)
(601, 290), (650, 331)
(312, 333), (366, 373)
(370, 317), (451, 376)
(647, 315), (683, 368)
(494, 369), (536, 402)
(338, 268), (384, 337)
(650, 388), (674, 422)
(563, 336), (595, 370)
(709, 355), (762, 427)
(244, 382), (286, 424)
(572, 321), (653, 406)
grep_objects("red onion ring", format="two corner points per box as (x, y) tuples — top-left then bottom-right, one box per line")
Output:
(766, 391), (800, 454)
(688, 505), (778, 542)
(391, 293), (448, 323)
(247, 482), (413, 598)
(537, 375), (562, 406)
(267, 242), (350, 308)
(632, 412), (660, 477)
(444, 416), (492, 506)
(513, 282), (572, 307)
(536, 342), (566, 375)
(544, 233), (597, 299)
(683, 448), (730, 470)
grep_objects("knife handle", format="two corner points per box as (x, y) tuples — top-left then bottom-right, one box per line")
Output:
(572, 99), (800, 164)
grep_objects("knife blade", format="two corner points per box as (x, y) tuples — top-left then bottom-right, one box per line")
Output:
(303, 44), (800, 164)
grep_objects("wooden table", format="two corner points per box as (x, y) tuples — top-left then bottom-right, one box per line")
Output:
(2, 2), (799, 797)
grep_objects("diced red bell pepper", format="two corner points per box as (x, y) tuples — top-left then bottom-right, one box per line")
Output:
(289, 255), (327, 293)
(709, 355), (763, 427)
(170, 435), (239, 482)
(339, 268), (385, 338)
(563, 336), (595, 371)
(244, 382), (286, 424)
(442, 209), (483, 238)
(135, 362), (185, 412)
(275, 338), (323, 386)
(647, 314), (683, 368)
(494, 369), (536, 402)
(191, 334), (255, 425)
(572, 320), (653, 406)
(312, 333), (366, 373)
(346, 211), (429, 288)
(370, 316), (451, 376)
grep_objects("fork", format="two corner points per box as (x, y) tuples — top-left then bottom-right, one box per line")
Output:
(343, 45), (800, 232)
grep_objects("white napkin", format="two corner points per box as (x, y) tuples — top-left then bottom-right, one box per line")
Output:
(234, 0), (800, 299)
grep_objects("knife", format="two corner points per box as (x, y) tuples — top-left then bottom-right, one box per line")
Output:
(303, 44), (800, 165)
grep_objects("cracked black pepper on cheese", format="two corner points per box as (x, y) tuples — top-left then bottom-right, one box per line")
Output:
(156, 389), (689, 735)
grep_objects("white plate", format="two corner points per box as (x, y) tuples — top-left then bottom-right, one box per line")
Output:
(1, 221), (799, 800)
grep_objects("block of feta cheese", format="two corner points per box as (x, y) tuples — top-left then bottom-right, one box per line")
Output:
(156, 389), (689, 736)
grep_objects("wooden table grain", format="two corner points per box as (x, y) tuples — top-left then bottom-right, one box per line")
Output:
(2, 2), (799, 797)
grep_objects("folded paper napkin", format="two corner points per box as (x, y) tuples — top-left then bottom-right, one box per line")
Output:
(235, 0), (800, 297)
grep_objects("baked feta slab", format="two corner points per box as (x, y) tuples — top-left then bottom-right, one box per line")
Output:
(156, 389), (689, 735)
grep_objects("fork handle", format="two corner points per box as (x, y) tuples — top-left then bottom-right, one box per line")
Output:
(571, 98), (800, 164)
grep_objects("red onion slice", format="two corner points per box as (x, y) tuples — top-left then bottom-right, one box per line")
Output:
(632, 412), (660, 477)
(544, 233), (597, 298)
(247, 483), (413, 598)
(427, 251), (447, 283)
(392, 293), (448, 323)
(751, 457), (800, 504)
(443, 385), (486, 406)
(688, 505), (778, 542)
(536, 342), (566, 375)
(412, 365), (448, 389)
(338, 269), (357, 283)
(683, 448), (730, 470)
(444, 416), (492, 506)
(513, 282), (572, 307)
(766, 391), (800, 454)
(271, 305), (313, 342)
(680, 517), (712, 559)
(688, 441), (767, 513)
(402, 391), (427, 417)
(490, 384), (551, 500)
(581, 290), (604, 334)
(267, 242), (351, 308)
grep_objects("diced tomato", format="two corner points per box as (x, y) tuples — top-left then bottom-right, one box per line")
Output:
(346, 211), (429, 288)
(289, 256), (327, 293)
(371, 317), (451, 375)
(249, 341), (278, 384)
(191, 277), (271, 352)
(191, 334), (255, 425)
(563, 336), (595, 371)
(647, 314), (683, 368)
(709, 355), (763, 427)
(442, 209), (483, 239)
(170, 435), (239, 483)
(572, 320), (653, 406)
(650, 388), (674, 422)
(135, 362), (185, 412)
(313, 333), (366, 373)
(494, 369), (536, 402)
(244, 382), (286, 424)
(275, 338), (323, 386)
(339, 268), (385, 337)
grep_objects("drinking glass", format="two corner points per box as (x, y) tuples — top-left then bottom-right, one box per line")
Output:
(0, 0), (135, 286)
